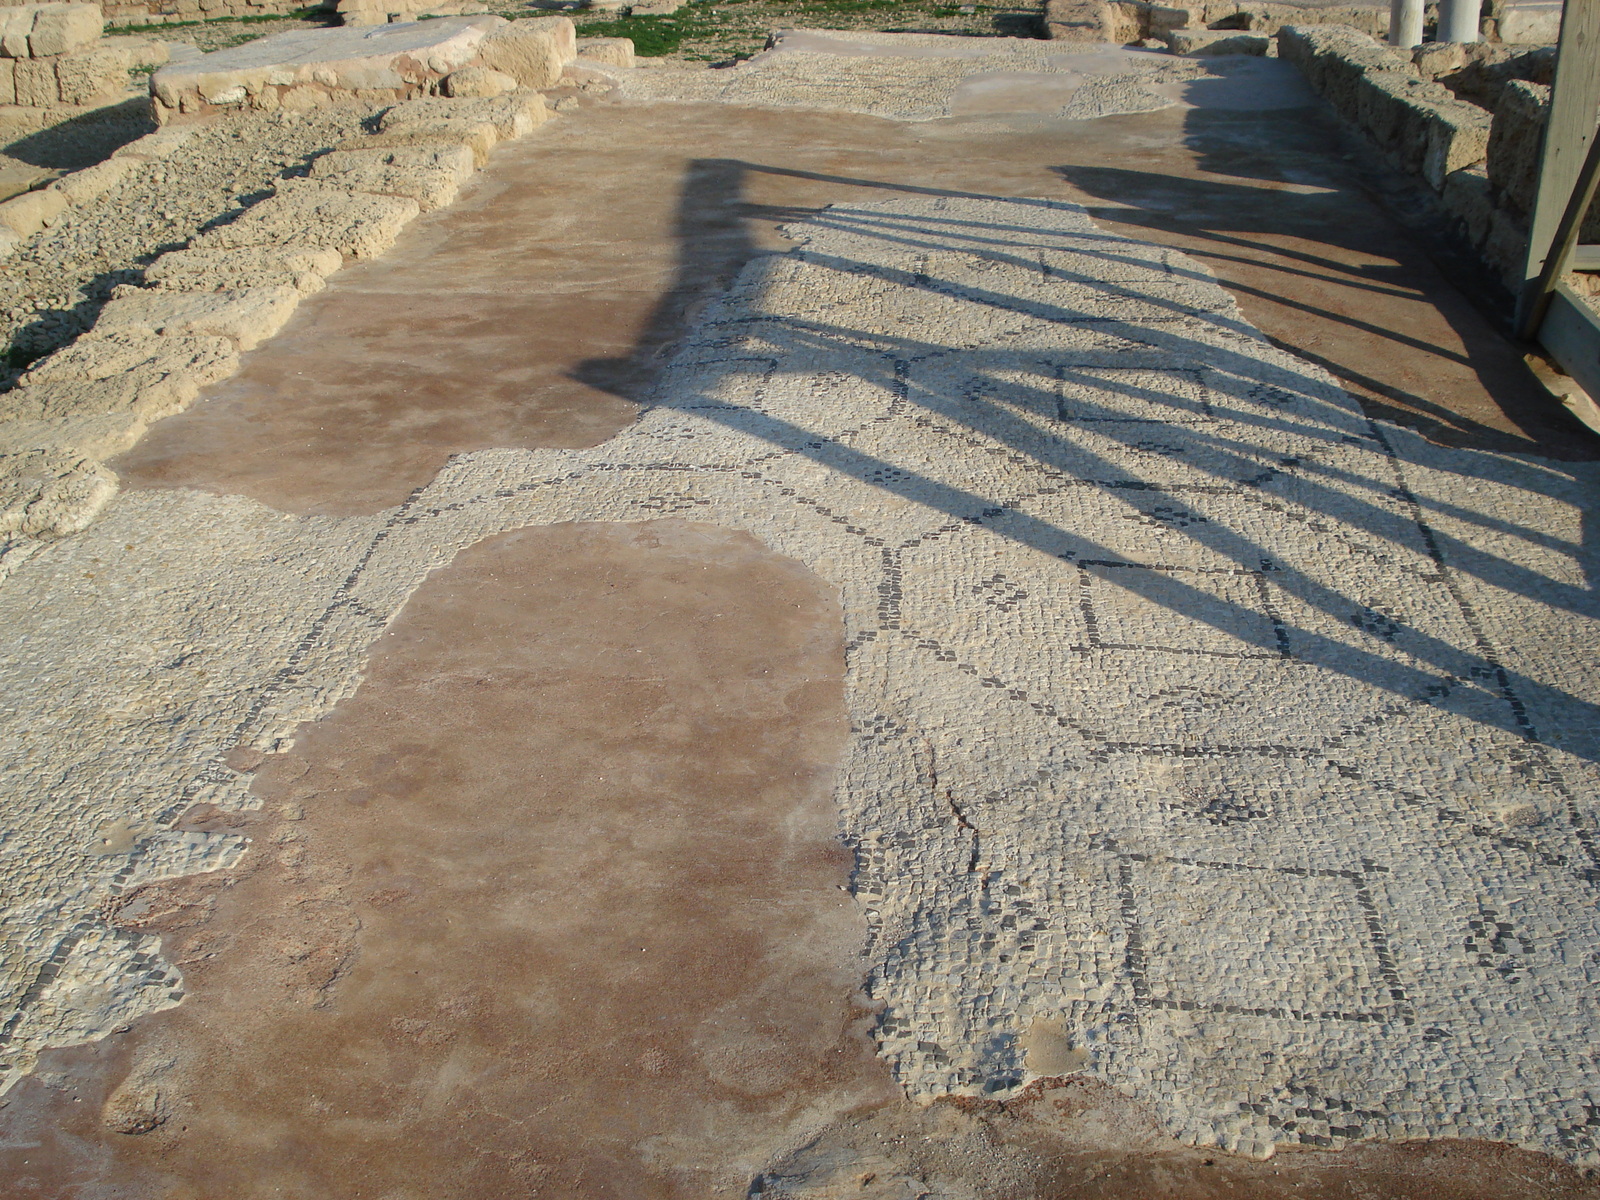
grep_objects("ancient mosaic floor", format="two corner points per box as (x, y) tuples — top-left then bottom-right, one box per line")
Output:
(3, 195), (1600, 1164)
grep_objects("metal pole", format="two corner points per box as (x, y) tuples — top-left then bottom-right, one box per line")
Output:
(1389, 0), (1425, 46)
(1436, 0), (1482, 42)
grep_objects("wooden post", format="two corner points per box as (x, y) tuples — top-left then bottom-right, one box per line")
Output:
(1518, 0), (1600, 326)
(1389, 0), (1424, 47)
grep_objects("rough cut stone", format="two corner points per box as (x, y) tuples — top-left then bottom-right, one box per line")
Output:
(49, 156), (141, 207)
(144, 244), (344, 296)
(472, 17), (575, 90)
(379, 90), (549, 141)
(54, 45), (134, 106)
(439, 65), (516, 98)
(150, 16), (502, 116)
(19, 331), (239, 420)
(0, 450), (116, 539)
(575, 36), (634, 69)
(351, 121), (498, 167)
(192, 179), (421, 260)
(0, 413), (147, 462)
(26, 4), (101, 58)
(12, 56), (55, 105)
(0, 187), (67, 239)
(0, 60), (13, 106)
(1165, 28), (1270, 53)
(309, 143), (477, 211)
(89, 287), (303, 352)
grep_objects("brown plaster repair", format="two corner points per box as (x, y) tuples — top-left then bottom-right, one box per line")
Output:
(116, 95), (1594, 520)
(0, 519), (887, 1198)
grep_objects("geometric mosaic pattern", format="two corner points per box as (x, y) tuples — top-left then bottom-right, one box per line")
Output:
(2, 196), (1599, 1165)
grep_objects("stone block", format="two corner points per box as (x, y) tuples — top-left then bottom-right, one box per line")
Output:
(381, 90), (547, 141)
(18, 331), (239, 420)
(1412, 41), (1466, 79)
(439, 64), (516, 97)
(193, 179), (420, 260)
(13, 56), (57, 105)
(1355, 71), (1451, 168)
(151, 16), (501, 114)
(49, 155), (140, 206)
(27, 4), (102, 57)
(0, 7), (33, 58)
(88, 286), (303, 352)
(1497, 2), (1560, 44)
(574, 36), (632, 69)
(0, 450), (117, 539)
(0, 187), (67, 238)
(1165, 28), (1269, 54)
(1486, 78), (1546, 216)
(1441, 164), (1494, 247)
(0, 413), (147, 462)
(1043, 0), (1117, 41)
(1422, 98), (1491, 190)
(1483, 205), (1528, 288)
(358, 119), (498, 166)
(472, 16), (574, 89)
(0, 59), (13, 105)
(309, 142), (476, 211)
(144, 244), (344, 295)
(55, 45), (134, 106)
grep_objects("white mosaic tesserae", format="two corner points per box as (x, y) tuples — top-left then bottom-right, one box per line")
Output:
(2, 196), (1599, 1165)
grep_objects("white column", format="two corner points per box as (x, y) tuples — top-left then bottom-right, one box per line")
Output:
(1437, 0), (1483, 42)
(1389, 0), (1425, 47)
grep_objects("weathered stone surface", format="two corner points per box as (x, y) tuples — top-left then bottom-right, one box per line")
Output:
(380, 90), (548, 141)
(48, 156), (141, 207)
(439, 64), (517, 97)
(0, 450), (115, 538)
(18, 331), (239, 420)
(1355, 70), (1450, 161)
(1165, 28), (1270, 53)
(1276, 24), (1412, 117)
(0, 187), (67, 239)
(575, 36), (634, 69)
(1496, 0), (1560, 43)
(54, 45), (134, 106)
(144, 244), (344, 295)
(0, 7), (33, 58)
(309, 143), (477, 211)
(1442, 163), (1494, 247)
(89, 287), (303, 352)
(472, 16), (575, 89)
(192, 179), (420, 260)
(0, 413), (147, 461)
(1421, 96), (1491, 190)
(352, 121), (499, 167)
(22, 4), (101, 58)
(0, 59), (13, 106)
(150, 16), (501, 114)
(12, 56), (56, 105)
(1486, 77), (1546, 217)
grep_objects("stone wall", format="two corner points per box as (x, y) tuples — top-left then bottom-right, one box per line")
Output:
(1277, 23), (1592, 293)
(0, 0), (335, 29)
(146, 14), (575, 120)
(1044, 0), (1389, 44)
(1, 2), (161, 106)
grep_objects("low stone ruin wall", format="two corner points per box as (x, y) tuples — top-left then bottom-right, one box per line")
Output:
(0, 18), (635, 564)
(146, 14), (576, 120)
(2, 2), (164, 107)
(1277, 23), (1591, 294)
(1044, 0), (1389, 45)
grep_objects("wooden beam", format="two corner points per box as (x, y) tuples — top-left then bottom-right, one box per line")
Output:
(1518, 0), (1600, 324)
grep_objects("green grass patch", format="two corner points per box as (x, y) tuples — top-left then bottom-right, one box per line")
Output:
(577, 9), (714, 55)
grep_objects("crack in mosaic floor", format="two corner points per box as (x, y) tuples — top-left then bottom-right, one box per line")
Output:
(2, 195), (1599, 1163)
